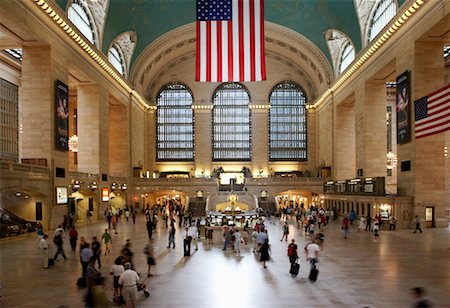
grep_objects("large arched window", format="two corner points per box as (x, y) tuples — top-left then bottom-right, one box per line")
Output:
(108, 44), (125, 75)
(213, 83), (251, 161)
(68, 0), (96, 45)
(368, 0), (396, 42)
(156, 83), (194, 161)
(339, 42), (355, 74)
(269, 81), (307, 161)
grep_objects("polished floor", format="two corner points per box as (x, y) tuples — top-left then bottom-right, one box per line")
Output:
(1, 213), (449, 308)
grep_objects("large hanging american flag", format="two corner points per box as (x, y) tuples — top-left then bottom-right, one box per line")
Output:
(196, 0), (266, 82)
(414, 84), (450, 139)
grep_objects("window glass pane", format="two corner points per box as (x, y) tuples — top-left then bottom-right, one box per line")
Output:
(368, 0), (396, 42)
(108, 45), (124, 75)
(68, 1), (95, 45)
(339, 43), (355, 73)
(156, 83), (194, 161)
(269, 81), (307, 161)
(213, 83), (251, 161)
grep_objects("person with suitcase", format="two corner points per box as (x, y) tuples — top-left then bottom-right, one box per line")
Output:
(287, 239), (299, 277)
(305, 238), (320, 282)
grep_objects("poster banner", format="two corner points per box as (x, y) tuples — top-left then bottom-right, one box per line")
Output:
(55, 80), (69, 151)
(396, 71), (411, 144)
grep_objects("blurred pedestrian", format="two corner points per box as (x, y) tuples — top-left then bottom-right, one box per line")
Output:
(69, 226), (78, 252)
(411, 287), (432, 307)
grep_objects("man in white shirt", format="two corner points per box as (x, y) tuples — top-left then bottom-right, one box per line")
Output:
(119, 262), (140, 308)
(304, 238), (320, 269)
(39, 234), (49, 269)
(189, 223), (199, 251)
(183, 227), (192, 256)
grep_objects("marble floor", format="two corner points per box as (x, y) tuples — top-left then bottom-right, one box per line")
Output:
(1, 214), (449, 308)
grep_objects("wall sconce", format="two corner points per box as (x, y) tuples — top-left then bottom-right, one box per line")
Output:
(111, 182), (118, 190)
(71, 180), (81, 191)
(16, 192), (22, 197)
(89, 181), (98, 191)
(120, 184), (128, 191)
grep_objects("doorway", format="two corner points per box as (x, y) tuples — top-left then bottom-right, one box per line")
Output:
(425, 206), (435, 228)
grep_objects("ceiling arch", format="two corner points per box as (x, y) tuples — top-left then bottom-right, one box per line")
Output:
(131, 21), (332, 103)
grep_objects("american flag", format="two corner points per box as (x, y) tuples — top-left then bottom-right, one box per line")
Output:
(414, 84), (450, 139)
(196, 0), (266, 82)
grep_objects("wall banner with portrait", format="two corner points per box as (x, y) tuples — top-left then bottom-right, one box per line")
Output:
(396, 71), (411, 144)
(55, 80), (69, 151)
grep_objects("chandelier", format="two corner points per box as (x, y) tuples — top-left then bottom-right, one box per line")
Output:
(386, 151), (398, 169)
(68, 134), (79, 152)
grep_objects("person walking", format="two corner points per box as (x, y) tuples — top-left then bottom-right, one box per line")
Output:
(183, 227), (192, 256)
(190, 222), (199, 251)
(280, 222), (289, 241)
(111, 256), (124, 298)
(411, 287), (433, 307)
(143, 242), (156, 277)
(101, 229), (112, 255)
(342, 216), (350, 239)
(91, 236), (102, 268)
(53, 231), (67, 260)
(118, 262), (140, 308)
(358, 217), (365, 232)
(413, 215), (423, 233)
(234, 229), (242, 254)
(132, 211), (136, 224)
(258, 238), (271, 268)
(304, 238), (320, 282)
(125, 209), (130, 222)
(365, 215), (372, 232)
(167, 223), (176, 249)
(80, 243), (93, 280)
(146, 218), (153, 239)
(39, 234), (50, 269)
(69, 226), (78, 252)
(287, 238), (298, 265)
(389, 215), (396, 231)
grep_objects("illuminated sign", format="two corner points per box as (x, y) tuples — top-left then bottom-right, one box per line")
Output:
(101, 188), (109, 202)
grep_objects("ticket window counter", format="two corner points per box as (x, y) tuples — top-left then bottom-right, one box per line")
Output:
(425, 207), (435, 228)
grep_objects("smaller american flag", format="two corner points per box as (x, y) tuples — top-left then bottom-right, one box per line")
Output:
(414, 84), (450, 139)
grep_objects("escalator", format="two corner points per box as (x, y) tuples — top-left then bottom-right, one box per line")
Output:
(0, 207), (40, 237)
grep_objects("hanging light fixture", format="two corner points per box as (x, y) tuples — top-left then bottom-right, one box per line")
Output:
(386, 151), (398, 169)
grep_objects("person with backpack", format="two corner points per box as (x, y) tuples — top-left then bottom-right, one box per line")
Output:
(280, 222), (289, 241)
(287, 239), (299, 277)
(287, 238), (298, 265)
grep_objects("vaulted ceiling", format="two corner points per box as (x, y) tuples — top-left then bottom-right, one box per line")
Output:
(55, 0), (405, 71)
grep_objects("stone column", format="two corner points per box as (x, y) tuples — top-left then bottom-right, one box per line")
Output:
(77, 85), (109, 175)
(412, 40), (447, 227)
(354, 81), (387, 178)
(251, 107), (269, 176)
(334, 99), (356, 180)
(19, 45), (69, 228)
(194, 108), (212, 176)
(109, 98), (129, 177)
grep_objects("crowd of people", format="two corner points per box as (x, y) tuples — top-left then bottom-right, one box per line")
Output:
(35, 201), (432, 307)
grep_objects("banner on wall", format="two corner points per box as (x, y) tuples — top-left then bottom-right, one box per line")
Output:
(396, 71), (411, 144)
(55, 80), (69, 151)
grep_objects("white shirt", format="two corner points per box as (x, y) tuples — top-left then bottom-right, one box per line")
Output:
(189, 226), (198, 238)
(183, 229), (190, 239)
(111, 264), (124, 277)
(118, 269), (140, 287)
(39, 238), (48, 250)
(54, 228), (64, 238)
(305, 243), (320, 259)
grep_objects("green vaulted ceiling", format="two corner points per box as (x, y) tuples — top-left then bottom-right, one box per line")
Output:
(55, 0), (405, 70)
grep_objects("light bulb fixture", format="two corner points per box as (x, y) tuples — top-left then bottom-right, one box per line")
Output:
(111, 182), (118, 190)
(89, 181), (98, 191)
(71, 180), (81, 191)
(120, 183), (128, 191)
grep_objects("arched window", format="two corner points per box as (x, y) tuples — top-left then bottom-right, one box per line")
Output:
(213, 83), (251, 161)
(339, 43), (355, 74)
(108, 44), (125, 75)
(156, 83), (194, 161)
(269, 81), (307, 161)
(68, 0), (96, 45)
(368, 0), (396, 42)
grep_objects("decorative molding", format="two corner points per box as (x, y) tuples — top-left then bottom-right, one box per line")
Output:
(87, 0), (108, 43)
(325, 29), (354, 77)
(115, 31), (137, 77)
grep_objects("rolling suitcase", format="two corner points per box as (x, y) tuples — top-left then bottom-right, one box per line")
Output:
(309, 268), (319, 282)
(290, 262), (300, 277)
